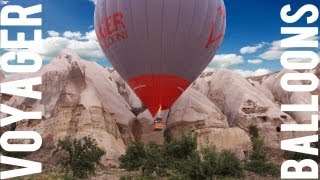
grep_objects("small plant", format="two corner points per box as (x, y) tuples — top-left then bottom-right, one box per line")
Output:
(201, 146), (218, 178)
(120, 131), (244, 179)
(53, 136), (105, 179)
(245, 125), (280, 176)
(119, 141), (146, 171)
(248, 125), (259, 138)
(216, 150), (244, 178)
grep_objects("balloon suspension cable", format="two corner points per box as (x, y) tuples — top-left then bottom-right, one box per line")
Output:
(156, 104), (162, 118)
(158, 104), (162, 113)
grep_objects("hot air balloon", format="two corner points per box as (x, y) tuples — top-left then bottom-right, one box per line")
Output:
(95, 0), (226, 131)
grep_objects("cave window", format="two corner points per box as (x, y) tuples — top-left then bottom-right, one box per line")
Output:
(259, 116), (267, 122)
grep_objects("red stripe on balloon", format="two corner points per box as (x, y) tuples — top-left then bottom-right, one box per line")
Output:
(128, 74), (190, 117)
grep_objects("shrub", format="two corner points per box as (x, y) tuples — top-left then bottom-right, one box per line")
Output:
(245, 125), (280, 176)
(164, 132), (198, 160)
(143, 142), (168, 176)
(201, 146), (218, 178)
(119, 141), (146, 171)
(120, 131), (244, 179)
(248, 125), (259, 138)
(245, 159), (279, 176)
(53, 136), (105, 179)
(216, 150), (243, 178)
(250, 137), (266, 161)
(176, 151), (205, 180)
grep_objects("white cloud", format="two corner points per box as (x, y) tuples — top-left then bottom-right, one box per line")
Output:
(248, 59), (263, 64)
(258, 40), (284, 60)
(14, 30), (104, 61)
(240, 43), (264, 54)
(259, 36), (318, 60)
(0, 0), (9, 5)
(259, 50), (283, 60)
(209, 54), (244, 69)
(85, 30), (97, 41)
(233, 69), (272, 77)
(48, 30), (60, 37)
(63, 31), (83, 39)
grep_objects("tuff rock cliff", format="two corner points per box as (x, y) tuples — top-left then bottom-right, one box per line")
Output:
(1, 49), (318, 167)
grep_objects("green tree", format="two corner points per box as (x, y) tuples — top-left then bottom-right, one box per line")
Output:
(248, 125), (259, 138)
(164, 132), (198, 160)
(245, 125), (279, 176)
(120, 131), (244, 179)
(119, 141), (146, 171)
(216, 150), (244, 178)
(143, 142), (168, 176)
(201, 146), (218, 179)
(53, 136), (105, 179)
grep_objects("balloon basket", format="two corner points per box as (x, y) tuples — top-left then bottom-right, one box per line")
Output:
(153, 118), (164, 131)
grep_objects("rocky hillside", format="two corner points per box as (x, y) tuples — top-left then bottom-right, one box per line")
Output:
(0, 49), (318, 167)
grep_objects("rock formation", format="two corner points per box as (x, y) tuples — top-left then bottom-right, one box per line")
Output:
(192, 70), (297, 156)
(1, 49), (318, 167)
(166, 88), (251, 159)
(261, 69), (317, 124)
(1, 49), (135, 167)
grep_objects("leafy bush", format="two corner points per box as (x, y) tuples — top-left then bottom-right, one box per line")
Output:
(119, 141), (146, 171)
(143, 142), (168, 176)
(248, 125), (259, 138)
(176, 151), (205, 180)
(120, 131), (244, 179)
(245, 159), (279, 176)
(164, 132), (198, 160)
(216, 150), (244, 178)
(53, 136), (105, 179)
(250, 137), (267, 161)
(245, 125), (279, 176)
(201, 146), (218, 178)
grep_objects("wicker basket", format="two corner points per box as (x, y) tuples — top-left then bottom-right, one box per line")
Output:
(153, 118), (164, 131)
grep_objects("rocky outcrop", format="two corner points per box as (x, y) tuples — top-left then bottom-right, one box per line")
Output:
(2, 49), (318, 167)
(166, 88), (251, 159)
(132, 110), (165, 144)
(1, 49), (135, 167)
(261, 69), (317, 124)
(192, 70), (297, 155)
(197, 127), (252, 160)
(107, 69), (142, 110)
(167, 88), (229, 131)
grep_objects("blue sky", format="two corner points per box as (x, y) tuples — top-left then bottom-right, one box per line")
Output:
(1, 0), (319, 76)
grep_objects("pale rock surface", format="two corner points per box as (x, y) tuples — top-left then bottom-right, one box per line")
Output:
(197, 127), (252, 160)
(167, 88), (229, 131)
(132, 110), (165, 144)
(194, 70), (297, 154)
(247, 78), (275, 102)
(2, 50), (316, 167)
(1, 49), (135, 167)
(166, 88), (251, 159)
(108, 69), (143, 110)
(261, 69), (316, 123)
(3, 49), (135, 127)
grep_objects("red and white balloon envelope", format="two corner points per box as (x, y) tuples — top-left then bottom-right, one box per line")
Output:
(95, 0), (226, 117)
